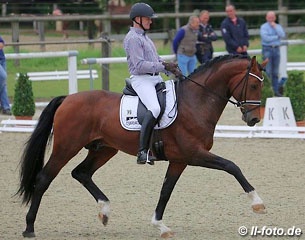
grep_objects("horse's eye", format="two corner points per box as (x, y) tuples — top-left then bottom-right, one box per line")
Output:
(250, 84), (258, 90)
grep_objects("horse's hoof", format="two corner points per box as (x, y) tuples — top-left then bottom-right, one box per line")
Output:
(161, 231), (175, 238)
(252, 204), (266, 214)
(22, 231), (36, 238)
(98, 212), (109, 226)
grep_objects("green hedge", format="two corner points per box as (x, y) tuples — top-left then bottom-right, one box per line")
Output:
(285, 71), (305, 121)
(11, 73), (36, 117)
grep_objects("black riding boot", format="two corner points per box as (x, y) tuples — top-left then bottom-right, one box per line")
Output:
(137, 111), (157, 165)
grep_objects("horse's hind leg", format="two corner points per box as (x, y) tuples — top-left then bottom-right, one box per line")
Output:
(191, 154), (266, 214)
(23, 156), (68, 238)
(71, 146), (118, 226)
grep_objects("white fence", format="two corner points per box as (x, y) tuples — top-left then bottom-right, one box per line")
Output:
(6, 51), (79, 94)
(214, 125), (305, 139)
(82, 39), (305, 76)
(1, 119), (305, 139)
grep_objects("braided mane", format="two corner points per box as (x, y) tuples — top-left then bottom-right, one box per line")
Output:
(189, 54), (251, 77)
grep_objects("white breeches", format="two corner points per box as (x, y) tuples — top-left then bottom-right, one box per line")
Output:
(129, 74), (163, 119)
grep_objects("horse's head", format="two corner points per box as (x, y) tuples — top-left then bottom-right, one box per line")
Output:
(230, 56), (268, 126)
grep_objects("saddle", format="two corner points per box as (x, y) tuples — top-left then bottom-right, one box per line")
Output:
(122, 79), (178, 160)
(122, 78), (167, 124)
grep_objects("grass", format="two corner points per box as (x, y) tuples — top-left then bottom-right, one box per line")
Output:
(4, 32), (305, 101)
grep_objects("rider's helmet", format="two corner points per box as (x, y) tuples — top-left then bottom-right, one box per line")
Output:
(129, 3), (157, 20)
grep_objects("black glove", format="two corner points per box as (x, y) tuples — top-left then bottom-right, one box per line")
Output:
(162, 62), (184, 79)
(162, 62), (178, 72)
(172, 68), (184, 79)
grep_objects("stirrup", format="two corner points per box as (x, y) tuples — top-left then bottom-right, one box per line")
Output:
(137, 150), (156, 165)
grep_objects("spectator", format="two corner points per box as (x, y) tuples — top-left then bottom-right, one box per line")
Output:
(260, 11), (286, 97)
(0, 36), (11, 115)
(196, 10), (218, 64)
(0, 36), (12, 115)
(221, 4), (249, 55)
(52, 7), (69, 39)
(173, 15), (200, 76)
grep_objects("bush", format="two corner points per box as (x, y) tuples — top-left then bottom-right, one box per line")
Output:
(12, 73), (35, 117)
(285, 71), (305, 121)
(261, 72), (274, 107)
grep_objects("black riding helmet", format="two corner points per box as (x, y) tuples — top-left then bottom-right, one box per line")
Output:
(130, 3), (157, 20)
(129, 3), (157, 31)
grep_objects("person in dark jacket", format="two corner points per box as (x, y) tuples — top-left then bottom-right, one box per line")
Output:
(196, 10), (217, 64)
(221, 4), (249, 55)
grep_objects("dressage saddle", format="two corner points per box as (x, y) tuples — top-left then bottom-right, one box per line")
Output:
(122, 78), (167, 124)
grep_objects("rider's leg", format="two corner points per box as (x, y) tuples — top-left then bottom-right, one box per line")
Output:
(130, 75), (162, 165)
(137, 110), (157, 165)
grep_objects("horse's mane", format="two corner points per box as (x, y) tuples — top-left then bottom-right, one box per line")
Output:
(189, 54), (251, 77)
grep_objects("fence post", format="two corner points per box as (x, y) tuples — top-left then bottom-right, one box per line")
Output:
(67, 51), (78, 94)
(278, 4), (288, 28)
(37, 21), (46, 51)
(100, 33), (111, 91)
(11, 21), (20, 66)
(279, 41), (288, 86)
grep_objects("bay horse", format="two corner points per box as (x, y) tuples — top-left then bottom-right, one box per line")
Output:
(18, 55), (267, 238)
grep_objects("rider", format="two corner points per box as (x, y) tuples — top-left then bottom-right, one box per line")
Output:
(124, 2), (181, 165)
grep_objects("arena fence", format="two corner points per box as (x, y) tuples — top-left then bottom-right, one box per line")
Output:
(1, 119), (305, 139)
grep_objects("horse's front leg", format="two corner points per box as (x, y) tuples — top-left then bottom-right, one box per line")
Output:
(191, 153), (266, 214)
(152, 162), (187, 238)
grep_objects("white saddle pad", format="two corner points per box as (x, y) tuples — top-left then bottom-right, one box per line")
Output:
(120, 80), (178, 131)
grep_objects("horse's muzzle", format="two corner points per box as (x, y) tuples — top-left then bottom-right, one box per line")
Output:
(242, 113), (260, 126)
(247, 117), (260, 126)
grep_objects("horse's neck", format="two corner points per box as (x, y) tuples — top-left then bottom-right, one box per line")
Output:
(179, 78), (229, 126)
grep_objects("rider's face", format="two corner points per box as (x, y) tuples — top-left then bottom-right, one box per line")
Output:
(138, 16), (152, 30)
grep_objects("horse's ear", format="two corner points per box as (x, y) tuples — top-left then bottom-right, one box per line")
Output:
(261, 58), (269, 69)
(250, 56), (257, 68)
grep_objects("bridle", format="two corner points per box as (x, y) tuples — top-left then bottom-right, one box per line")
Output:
(181, 60), (264, 110)
(229, 65), (264, 110)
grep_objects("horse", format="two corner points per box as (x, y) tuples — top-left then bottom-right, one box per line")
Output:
(17, 54), (267, 238)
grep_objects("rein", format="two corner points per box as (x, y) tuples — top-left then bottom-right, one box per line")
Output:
(179, 61), (264, 109)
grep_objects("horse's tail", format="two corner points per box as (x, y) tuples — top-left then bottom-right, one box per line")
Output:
(17, 96), (66, 205)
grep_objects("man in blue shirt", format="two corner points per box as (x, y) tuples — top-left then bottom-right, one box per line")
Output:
(260, 11), (286, 97)
(0, 36), (11, 115)
(221, 4), (249, 55)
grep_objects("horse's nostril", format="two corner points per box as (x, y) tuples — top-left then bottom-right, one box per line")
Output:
(248, 118), (260, 126)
